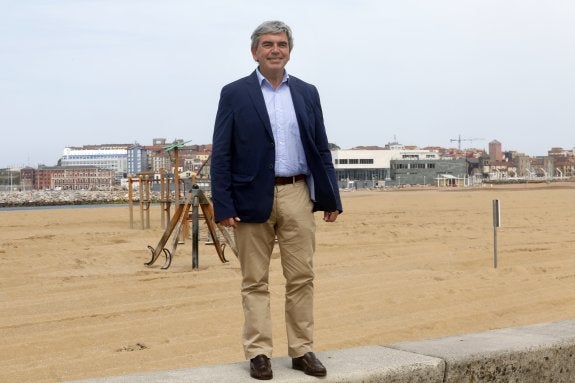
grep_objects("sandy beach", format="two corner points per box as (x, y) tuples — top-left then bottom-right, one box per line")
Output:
(1, 183), (575, 382)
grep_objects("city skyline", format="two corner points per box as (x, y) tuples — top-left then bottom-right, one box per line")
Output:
(3, 136), (574, 171)
(2, 1), (574, 168)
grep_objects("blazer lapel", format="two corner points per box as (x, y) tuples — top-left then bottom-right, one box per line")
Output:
(289, 79), (313, 142)
(245, 71), (274, 139)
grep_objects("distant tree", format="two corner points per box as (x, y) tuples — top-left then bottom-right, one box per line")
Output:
(328, 143), (340, 150)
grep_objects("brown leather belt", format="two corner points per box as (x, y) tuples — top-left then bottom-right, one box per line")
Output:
(274, 174), (306, 185)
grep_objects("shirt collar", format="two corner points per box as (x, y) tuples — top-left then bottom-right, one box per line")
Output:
(256, 67), (290, 87)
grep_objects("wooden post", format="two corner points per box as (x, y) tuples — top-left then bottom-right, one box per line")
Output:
(166, 175), (172, 225)
(128, 176), (134, 229)
(139, 175), (144, 230)
(174, 147), (180, 207)
(160, 171), (166, 229)
(145, 176), (151, 229)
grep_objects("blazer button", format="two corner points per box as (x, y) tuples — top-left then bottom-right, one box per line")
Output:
(268, 164), (274, 169)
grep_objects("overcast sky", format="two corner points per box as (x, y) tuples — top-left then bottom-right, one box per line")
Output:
(1, 0), (574, 167)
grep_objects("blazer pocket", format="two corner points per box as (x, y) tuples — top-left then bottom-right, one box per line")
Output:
(231, 173), (255, 184)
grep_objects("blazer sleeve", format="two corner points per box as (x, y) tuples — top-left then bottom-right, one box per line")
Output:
(313, 86), (343, 213)
(210, 85), (238, 222)
(297, 82), (342, 213)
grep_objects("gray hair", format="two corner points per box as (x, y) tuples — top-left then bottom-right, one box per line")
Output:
(251, 20), (293, 51)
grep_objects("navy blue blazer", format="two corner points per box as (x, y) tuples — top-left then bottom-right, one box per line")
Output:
(210, 70), (342, 223)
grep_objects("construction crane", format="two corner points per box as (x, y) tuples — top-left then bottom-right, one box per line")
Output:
(450, 135), (485, 150)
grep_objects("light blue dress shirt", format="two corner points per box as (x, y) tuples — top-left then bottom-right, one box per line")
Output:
(256, 68), (309, 177)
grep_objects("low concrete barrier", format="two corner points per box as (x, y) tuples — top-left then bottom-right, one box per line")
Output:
(389, 319), (575, 382)
(67, 319), (575, 383)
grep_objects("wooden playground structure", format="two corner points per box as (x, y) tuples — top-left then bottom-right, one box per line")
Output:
(127, 142), (236, 270)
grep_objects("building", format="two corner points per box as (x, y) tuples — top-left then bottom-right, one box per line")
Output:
(489, 140), (503, 163)
(28, 166), (116, 190)
(332, 144), (440, 188)
(513, 154), (532, 178)
(140, 139), (212, 176)
(144, 138), (171, 174)
(51, 167), (115, 190)
(0, 168), (21, 192)
(20, 167), (35, 191)
(35, 167), (54, 190)
(127, 143), (148, 176)
(60, 144), (129, 180)
(479, 146), (575, 181)
(390, 158), (467, 186)
(548, 147), (575, 178)
(33, 166), (115, 190)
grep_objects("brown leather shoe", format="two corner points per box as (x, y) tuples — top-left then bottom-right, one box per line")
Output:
(292, 352), (327, 377)
(250, 354), (273, 380)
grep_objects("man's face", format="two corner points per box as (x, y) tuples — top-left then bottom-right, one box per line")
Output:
(251, 32), (291, 74)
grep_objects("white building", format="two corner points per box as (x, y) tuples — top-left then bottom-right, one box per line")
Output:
(60, 145), (129, 180)
(332, 146), (440, 187)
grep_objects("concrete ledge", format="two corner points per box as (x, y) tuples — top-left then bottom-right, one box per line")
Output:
(389, 319), (575, 382)
(67, 346), (444, 383)
(66, 320), (575, 383)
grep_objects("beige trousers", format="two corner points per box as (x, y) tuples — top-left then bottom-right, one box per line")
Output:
(235, 180), (316, 360)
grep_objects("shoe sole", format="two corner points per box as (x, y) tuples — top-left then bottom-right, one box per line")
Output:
(292, 362), (327, 377)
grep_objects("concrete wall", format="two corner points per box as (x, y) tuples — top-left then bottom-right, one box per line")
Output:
(66, 319), (575, 383)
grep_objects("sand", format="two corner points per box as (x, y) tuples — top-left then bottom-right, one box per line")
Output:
(1, 182), (575, 382)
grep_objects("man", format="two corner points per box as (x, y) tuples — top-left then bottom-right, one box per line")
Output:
(210, 20), (342, 380)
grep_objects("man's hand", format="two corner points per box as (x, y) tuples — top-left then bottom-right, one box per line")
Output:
(220, 217), (241, 228)
(323, 211), (339, 223)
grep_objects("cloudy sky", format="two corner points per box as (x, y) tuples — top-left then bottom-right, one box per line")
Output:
(1, 0), (574, 167)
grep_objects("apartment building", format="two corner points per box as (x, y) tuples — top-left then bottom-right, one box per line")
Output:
(60, 144), (129, 179)
(32, 166), (115, 190)
(51, 167), (115, 190)
(127, 143), (149, 175)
